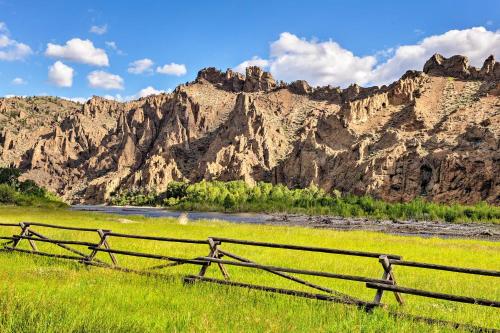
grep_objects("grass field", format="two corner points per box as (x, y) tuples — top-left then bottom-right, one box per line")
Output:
(0, 206), (499, 332)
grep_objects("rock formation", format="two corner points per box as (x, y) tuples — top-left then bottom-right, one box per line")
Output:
(0, 54), (498, 204)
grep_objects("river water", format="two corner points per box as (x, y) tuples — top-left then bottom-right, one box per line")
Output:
(70, 205), (272, 224)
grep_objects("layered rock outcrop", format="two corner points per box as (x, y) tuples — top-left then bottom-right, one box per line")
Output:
(0, 54), (498, 204)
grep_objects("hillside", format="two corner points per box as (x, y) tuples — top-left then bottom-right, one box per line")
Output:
(0, 54), (498, 204)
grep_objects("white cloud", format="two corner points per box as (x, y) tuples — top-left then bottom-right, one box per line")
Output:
(234, 56), (269, 73)
(45, 38), (109, 66)
(48, 61), (74, 87)
(90, 24), (107, 35)
(11, 77), (26, 85)
(136, 86), (166, 98)
(87, 70), (124, 90)
(0, 22), (32, 61)
(235, 27), (500, 87)
(101, 86), (169, 102)
(105, 41), (125, 55)
(156, 62), (187, 76)
(128, 58), (154, 74)
(371, 27), (500, 85)
(61, 96), (89, 104)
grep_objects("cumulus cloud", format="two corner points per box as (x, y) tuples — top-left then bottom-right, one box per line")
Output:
(235, 27), (500, 87)
(45, 38), (109, 66)
(48, 61), (74, 87)
(135, 86), (166, 98)
(370, 27), (500, 85)
(156, 63), (187, 76)
(234, 56), (269, 73)
(0, 22), (32, 61)
(87, 70), (124, 90)
(128, 58), (154, 74)
(90, 24), (107, 35)
(11, 77), (26, 85)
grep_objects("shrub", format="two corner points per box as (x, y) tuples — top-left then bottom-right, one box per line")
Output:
(0, 184), (17, 203)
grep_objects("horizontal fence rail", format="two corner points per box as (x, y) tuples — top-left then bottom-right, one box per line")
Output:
(209, 237), (402, 259)
(1, 221), (499, 331)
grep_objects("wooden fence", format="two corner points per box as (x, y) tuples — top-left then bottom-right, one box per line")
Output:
(0, 221), (499, 330)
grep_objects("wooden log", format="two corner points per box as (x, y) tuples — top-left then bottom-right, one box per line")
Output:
(88, 246), (207, 265)
(23, 222), (105, 232)
(11, 222), (30, 249)
(388, 259), (500, 277)
(183, 275), (380, 310)
(366, 282), (500, 307)
(3, 246), (87, 261)
(27, 229), (107, 266)
(12, 235), (98, 247)
(379, 256), (404, 305)
(198, 257), (395, 284)
(105, 232), (208, 244)
(217, 248), (360, 302)
(210, 237), (402, 259)
(208, 238), (230, 280)
(0, 223), (21, 227)
(97, 229), (118, 266)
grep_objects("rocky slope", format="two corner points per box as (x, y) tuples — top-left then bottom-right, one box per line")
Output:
(0, 54), (498, 204)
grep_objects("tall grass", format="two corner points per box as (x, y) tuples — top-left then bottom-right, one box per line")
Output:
(110, 181), (500, 223)
(0, 207), (498, 332)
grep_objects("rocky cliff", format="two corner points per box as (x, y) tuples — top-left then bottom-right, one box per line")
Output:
(0, 54), (499, 204)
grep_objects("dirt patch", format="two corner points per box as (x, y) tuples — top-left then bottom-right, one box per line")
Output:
(266, 214), (500, 241)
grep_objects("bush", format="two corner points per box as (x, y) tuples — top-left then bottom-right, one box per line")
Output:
(0, 184), (17, 203)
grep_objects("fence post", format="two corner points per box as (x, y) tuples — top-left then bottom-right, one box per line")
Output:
(86, 230), (117, 266)
(197, 238), (230, 280)
(11, 222), (37, 251)
(373, 255), (404, 305)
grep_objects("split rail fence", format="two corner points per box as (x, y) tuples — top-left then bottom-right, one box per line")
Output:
(0, 221), (499, 329)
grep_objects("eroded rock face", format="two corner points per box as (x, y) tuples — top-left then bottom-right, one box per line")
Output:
(0, 54), (499, 204)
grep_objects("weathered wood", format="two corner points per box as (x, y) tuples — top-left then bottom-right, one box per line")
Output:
(217, 248), (360, 302)
(388, 259), (500, 277)
(27, 229), (108, 266)
(88, 246), (207, 265)
(12, 235), (98, 247)
(366, 282), (500, 307)
(379, 256), (404, 305)
(198, 257), (395, 284)
(23, 222), (105, 232)
(208, 238), (230, 280)
(105, 232), (208, 244)
(0, 223), (21, 227)
(11, 222), (30, 249)
(210, 237), (402, 259)
(97, 229), (118, 266)
(184, 275), (381, 310)
(4, 246), (87, 261)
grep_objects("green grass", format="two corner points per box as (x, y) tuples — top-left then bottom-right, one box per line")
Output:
(0, 206), (499, 332)
(110, 181), (500, 223)
(0, 168), (67, 209)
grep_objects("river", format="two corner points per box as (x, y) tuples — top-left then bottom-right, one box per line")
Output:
(70, 205), (272, 224)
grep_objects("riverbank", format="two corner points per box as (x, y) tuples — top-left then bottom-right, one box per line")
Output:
(70, 205), (500, 241)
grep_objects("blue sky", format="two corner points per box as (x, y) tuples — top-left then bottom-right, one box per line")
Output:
(0, 0), (499, 102)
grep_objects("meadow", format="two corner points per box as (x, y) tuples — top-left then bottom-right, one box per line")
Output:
(0, 206), (499, 332)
